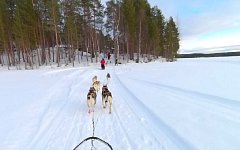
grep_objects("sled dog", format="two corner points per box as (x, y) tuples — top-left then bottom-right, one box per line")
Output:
(102, 85), (108, 99)
(106, 73), (111, 83)
(102, 85), (112, 114)
(87, 87), (97, 113)
(92, 75), (97, 83)
(93, 81), (101, 92)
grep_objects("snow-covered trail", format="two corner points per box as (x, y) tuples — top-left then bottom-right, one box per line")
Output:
(116, 76), (240, 150)
(70, 67), (168, 150)
(0, 65), (169, 150)
(26, 69), (93, 150)
(111, 69), (196, 150)
(111, 60), (240, 150)
(1, 57), (240, 150)
(1, 65), (188, 150)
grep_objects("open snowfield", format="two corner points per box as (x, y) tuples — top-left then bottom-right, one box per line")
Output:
(1, 57), (240, 150)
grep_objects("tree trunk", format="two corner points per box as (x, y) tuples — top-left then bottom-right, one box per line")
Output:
(0, 54), (2, 66)
(137, 19), (142, 63)
(4, 48), (10, 70)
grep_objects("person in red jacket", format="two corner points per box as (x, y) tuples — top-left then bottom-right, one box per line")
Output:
(100, 58), (106, 70)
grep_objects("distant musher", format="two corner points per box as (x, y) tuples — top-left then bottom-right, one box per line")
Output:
(101, 58), (106, 70)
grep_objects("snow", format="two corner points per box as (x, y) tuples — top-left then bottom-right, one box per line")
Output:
(1, 57), (240, 150)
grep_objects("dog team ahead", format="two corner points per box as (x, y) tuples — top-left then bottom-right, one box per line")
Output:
(87, 74), (112, 114)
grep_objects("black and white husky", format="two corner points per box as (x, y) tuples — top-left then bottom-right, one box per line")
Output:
(93, 81), (101, 93)
(87, 87), (97, 113)
(102, 85), (112, 114)
(106, 73), (111, 83)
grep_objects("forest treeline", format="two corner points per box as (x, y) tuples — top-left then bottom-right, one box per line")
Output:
(178, 51), (240, 58)
(0, 0), (180, 69)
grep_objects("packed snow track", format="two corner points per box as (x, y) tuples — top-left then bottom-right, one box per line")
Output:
(1, 57), (240, 150)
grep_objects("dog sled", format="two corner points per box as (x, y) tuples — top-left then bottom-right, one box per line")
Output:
(73, 136), (113, 150)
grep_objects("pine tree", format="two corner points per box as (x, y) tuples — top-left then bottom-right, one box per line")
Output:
(105, 0), (121, 63)
(80, 0), (94, 63)
(62, 0), (78, 66)
(149, 6), (165, 57)
(164, 16), (180, 61)
(92, 0), (104, 63)
(122, 0), (136, 61)
(134, 0), (146, 62)
(0, 0), (16, 68)
(43, 0), (61, 66)
(0, 0), (7, 55)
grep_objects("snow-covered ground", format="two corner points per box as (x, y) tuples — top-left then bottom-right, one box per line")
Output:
(1, 57), (240, 150)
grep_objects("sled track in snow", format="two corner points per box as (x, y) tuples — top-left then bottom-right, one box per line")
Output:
(72, 68), (136, 150)
(112, 70), (196, 150)
(111, 103), (138, 148)
(27, 69), (92, 149)
(121, 77), (240, 123)
(125, 77), (240, 112)
(111, 82), (154, 149)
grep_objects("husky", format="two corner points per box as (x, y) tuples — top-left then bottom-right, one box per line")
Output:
(102, 85), (108, 99)
(106, 73), (111, 83)
(89, 86), (96, 94)
(102, 85), (112, 114)
(92, 75), (97, 83)
(87, 87), (97, 113)
(93, 81), (101, 92)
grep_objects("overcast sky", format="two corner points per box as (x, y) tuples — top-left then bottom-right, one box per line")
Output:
(151, 0), (240, 53)
(102, 0), (240, 53)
